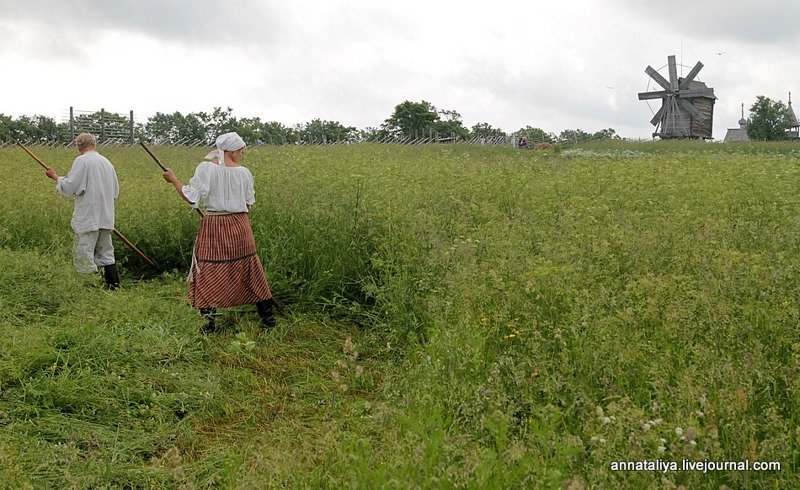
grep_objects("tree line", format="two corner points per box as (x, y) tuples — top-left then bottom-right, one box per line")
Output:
(1, 100), (622, 145)
(745, 96), (800, 141)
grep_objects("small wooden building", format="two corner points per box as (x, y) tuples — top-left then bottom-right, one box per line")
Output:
(724, 103), (749, 142)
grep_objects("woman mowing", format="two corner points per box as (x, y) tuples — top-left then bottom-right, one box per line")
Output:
(163, 132), (276, 333)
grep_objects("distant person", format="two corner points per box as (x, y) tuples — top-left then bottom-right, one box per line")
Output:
(44, 132), (120, 289)
(162, 132), (277, 333)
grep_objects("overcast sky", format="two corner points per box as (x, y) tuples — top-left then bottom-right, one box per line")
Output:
(2, 1), (799, 140)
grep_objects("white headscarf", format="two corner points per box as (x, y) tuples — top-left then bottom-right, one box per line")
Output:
(205, 132), (246, 164)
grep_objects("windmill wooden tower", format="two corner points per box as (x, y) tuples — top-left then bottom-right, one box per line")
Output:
(638, 55), (716, 139)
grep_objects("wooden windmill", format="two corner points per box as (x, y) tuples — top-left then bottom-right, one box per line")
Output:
(638, 55), (716, 139)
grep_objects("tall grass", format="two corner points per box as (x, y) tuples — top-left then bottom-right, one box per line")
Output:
(0, 143), (797, 487)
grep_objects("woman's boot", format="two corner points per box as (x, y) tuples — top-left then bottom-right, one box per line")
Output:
(256, 299), (277, 330)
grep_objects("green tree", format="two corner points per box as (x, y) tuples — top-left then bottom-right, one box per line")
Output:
(515, 125), (554, 143)
(22, 115), (66, 143)
(471, 122), (506, 139)
(433, 109), (469, 140)
(558, 129), (592, 144)
(357, 127), (384, 142)
(197, 107), (237, 144)
(296, 119), (357, 144)
(0, 113), (27, 143)
(590, 128), (619, 141)
(256, 121), (297, 145)
(0, 114), (68, 143)
(747, 96), (793, 141)
(144, 112), (206, 144)
(382, 100), (440, 138)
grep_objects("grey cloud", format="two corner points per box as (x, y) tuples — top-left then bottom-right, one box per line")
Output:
(610, 0), (800, 44)
(0, 0), (284, 49)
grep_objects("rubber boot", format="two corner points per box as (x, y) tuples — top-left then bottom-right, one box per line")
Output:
(199, 307), (217, 333)
(103, 263), (120, 290)
(256, 299), (277, 330)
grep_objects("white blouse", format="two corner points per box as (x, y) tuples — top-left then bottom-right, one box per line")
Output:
(55, 151), (119, 234)
(182, 162), (255, 213)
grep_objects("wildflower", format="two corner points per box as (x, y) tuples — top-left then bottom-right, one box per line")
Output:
(343, 337), (358, 359)
(163, 447), (182, 467)
(602, 416), (611, 425)
(674, 427), (683, 437)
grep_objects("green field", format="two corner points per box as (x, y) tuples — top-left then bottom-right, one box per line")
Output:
(0, 141), (797, 488)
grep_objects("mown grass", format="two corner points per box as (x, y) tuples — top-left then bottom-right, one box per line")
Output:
(0, 142), (797, 488)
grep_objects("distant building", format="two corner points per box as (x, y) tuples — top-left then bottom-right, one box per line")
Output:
(724, 103), (749, 142)
(786, 92), (799, 139)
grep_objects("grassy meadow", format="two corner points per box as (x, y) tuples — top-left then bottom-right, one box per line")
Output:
(0, 141), (798, 488)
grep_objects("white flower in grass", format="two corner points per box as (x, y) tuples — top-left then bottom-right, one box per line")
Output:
(674, 427), (683, 437)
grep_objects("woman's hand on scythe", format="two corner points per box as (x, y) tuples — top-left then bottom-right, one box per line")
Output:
(44, 165), (59, 181)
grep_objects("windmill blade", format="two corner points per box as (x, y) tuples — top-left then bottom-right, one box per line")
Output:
(645, 66), (673, 91)
(638, 90), (672, 100)
(668, 55), (679, 90)
(660, 98), (678, 137)
(678, 61), (704, 90)
(676, 98), (707, 120)
(678, 88), (715, 99)
(650, 105), (665, 126)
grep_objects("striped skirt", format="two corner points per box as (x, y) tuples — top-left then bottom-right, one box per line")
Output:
(188, 213), (272, 309)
